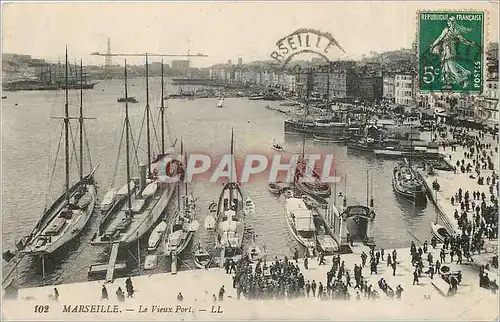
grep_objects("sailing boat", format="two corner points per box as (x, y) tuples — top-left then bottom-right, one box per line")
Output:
(293, 71), (331, 199)
(91, 57), (179, 246)
(20, 51), (97, 257)
(164, 143), (200, 257)
(217, 97), (224, 108)
(215, 128), (246, 264)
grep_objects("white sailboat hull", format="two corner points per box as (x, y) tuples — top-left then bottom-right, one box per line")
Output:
(21, 183), (97, 255)
(122, 184), (176, 244)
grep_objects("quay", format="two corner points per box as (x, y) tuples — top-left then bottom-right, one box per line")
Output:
(417, 128), (499, 268)
(3, 243), (498, 321)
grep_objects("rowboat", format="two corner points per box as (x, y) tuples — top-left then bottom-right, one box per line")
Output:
(243, 197), (256, 216)
(144, 254), (157, 270)
(194, 243), (212, 269)
(268, 181), (285, 195)
(246, 234), (265, 263)
(431, 223), (451, 243)
(147, 221), (167, 251)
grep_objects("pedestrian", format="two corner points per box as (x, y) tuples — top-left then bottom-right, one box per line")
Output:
(177, 292), (184, 302)
(413, 270), (419, 285)
(218, 285), (225, 301)
(101, 285), (108, 301)
(53, 288), (59, 301)
(304, 256), (308, 270)
(125, 277), (134, 298)
(116, 287), (125, 302)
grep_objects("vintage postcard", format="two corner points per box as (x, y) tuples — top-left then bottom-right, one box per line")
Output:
(1, 1), (499, 321)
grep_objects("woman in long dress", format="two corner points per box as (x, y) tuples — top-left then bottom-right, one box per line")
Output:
(430, 16), (475, 89)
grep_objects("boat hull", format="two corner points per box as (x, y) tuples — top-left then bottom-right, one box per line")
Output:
(431, 223), (451, 243)
(392, 167), (427, 206)
(21, 181), (97, 255)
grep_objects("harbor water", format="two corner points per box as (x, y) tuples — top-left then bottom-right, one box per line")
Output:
(2, 78), (439, 288)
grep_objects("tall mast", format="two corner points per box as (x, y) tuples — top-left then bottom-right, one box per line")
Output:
(160, 59), (165, 154)
(64, 47), (70, 204)
(125, 61), (132, 211)
(230, 128), (234, 183)
(177, 140), (183, 209)
(79, 59), (84, 180)
(145, 53), (152, 178)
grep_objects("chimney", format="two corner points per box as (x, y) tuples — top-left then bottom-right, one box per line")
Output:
(139, 164), (147, 192)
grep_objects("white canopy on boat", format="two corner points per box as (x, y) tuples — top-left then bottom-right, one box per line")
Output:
(286, 198), (315, 231)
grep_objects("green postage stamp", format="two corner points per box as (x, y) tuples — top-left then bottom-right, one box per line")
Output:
(418, 11), (484, 93)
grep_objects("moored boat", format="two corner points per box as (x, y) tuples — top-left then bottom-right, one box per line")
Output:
(268, 182), (283, 195)
(284, 198), (316, 255)
(19, 52), (98, 257)
(91, 60), (179, 247)
(147, 221), (167, 251)
(215, 129), (245, 264)
(246, 234), (265, 263)
(243, 197), (255, 216)
(392, 162), (427, 206)
(164, 184), (199, 256)
(431, 223), (451, 243)
(194, 242), (212, 269)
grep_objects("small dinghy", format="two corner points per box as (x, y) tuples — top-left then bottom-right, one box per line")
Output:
(148, 221), (167, 251)
(247, 234), (265, 263)
(144, 255), (157, 270)
(283, 188), (294, 199)
(208, 201), (217, 212)
(243, 197), (255, 216)
(141, 181), (158, 197)
(272, 139), (284, 151)
(217, 97), (224, 108)
(100, 189), (116, 211)
(268, 182), (283, 195)
(431, 223), (451, 243)
(117, 180), (136, 196)
(194, 243), (212, 269)
(204, 214), (216, 231)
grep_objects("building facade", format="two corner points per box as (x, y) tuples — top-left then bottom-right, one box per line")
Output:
(394, 74), (414, 106)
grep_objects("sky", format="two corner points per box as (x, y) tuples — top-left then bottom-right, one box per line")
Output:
(2, 1), (499, 67)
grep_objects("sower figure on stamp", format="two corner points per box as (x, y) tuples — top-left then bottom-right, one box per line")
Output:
(430, 16), (475, 89)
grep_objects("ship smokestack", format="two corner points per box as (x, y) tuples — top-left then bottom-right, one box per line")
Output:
(139, 164), (147, 192)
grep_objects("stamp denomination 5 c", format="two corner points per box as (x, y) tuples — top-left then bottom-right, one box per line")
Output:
(418, 11), (484, 93)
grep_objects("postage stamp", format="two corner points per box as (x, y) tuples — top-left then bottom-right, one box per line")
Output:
(418, 11), (484, 93)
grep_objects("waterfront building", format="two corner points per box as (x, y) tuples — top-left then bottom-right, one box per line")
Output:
(482, 42), (499, 125)
(383, 75), (395, 100)
(394, 74), (415, 106)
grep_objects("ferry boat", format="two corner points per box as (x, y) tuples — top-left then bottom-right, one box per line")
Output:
(284, 198), (316, 255)
(19, 51), (97, 257)
(392, 161), (427, 206)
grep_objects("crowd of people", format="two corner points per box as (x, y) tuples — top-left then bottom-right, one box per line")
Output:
(440, 126), (498, 271)
(225, 247), (409, 302)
